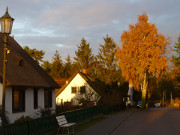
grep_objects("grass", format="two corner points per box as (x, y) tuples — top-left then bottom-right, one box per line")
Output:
(75, 115), (107, 133)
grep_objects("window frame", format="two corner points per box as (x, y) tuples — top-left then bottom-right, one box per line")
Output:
(12, 88), (25, 113)
(71, 87), (77, 94)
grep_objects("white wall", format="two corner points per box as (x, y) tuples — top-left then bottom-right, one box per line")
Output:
(0, 84), (3, 106)
(0, 87), (56, 123)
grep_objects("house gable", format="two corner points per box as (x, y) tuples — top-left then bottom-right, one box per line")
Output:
(56, 73), (88, 104)
(56, 72), (106, 105)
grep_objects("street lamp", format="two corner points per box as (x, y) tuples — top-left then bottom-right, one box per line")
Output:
(0, 7), (14, 134)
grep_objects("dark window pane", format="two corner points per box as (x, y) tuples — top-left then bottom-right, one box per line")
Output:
(80, 86), (86, 94)
(44, 89), (52, 108)
(34, 89), (38, 109)
(71, 87), (77, 94)
(12, 88), (25, 112)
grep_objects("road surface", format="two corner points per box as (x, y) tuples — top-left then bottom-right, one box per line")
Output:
(110, 108), (180, 135)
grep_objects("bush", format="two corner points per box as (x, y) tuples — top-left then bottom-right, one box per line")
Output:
(37, 108), (55, 117)
(56, 105), (81, 113)
(14, 116), (33, 123)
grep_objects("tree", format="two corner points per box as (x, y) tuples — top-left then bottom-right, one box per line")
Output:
(74, 87), (100, 107)
(63, 54), (73, 78)
(172, 34), (180, 90)
(97, 35), (119, 85)
(24, 46), (45, 64)
(74, 38), (94, 75)
(158, 72), (175, 107)
(172, 34), (180, 68)
(116, 13), (169, 108)
(50, 50), (63, 78)
(41, 61), (52, 74)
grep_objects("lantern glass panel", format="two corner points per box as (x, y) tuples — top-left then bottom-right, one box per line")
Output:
(1, 18), (13, 34)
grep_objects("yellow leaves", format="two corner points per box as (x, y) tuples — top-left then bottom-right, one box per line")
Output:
(138, 13), (149, 23)
(116, 13), (170, 89)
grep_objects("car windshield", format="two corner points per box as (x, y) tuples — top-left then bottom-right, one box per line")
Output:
(138, 101), (142, 105)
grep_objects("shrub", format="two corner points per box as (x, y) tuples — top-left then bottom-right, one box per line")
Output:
(14, 116), (33, 123)
(36, 108), (55, 117)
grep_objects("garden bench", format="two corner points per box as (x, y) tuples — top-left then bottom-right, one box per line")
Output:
(56, 115), (76, 135)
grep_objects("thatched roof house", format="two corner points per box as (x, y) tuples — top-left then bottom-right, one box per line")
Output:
(0, 33), (59, 123)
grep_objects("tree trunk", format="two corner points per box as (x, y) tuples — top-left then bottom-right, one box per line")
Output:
(141, 73), (148, 109)
(162, 91), (165, 108)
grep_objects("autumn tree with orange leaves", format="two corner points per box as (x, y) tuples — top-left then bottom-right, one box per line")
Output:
(116, 13), (169, 109)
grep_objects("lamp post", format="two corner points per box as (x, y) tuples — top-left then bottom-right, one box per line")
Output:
(0, 7), (14, 135)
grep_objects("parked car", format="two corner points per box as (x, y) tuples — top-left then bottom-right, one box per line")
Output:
(136, 101), (142, 109)
(154, 102), (161, 108)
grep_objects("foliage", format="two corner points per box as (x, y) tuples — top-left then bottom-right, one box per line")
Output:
(56, 105), (80, 113)
(36, 108), (55, 118)
(24, 46), (45, 64)
(97, 35), (119, 85)
(172, 34), (180, 90)
(74, 87), (100, 107)
(63, 54), (73, 78)
(74, 38), (95, 75)
(158, 72), (175, 100)
(14, 115), (33, 123)
(172, 34), (180, 67)
(116, 13), (169, 108)
(50, 50), (63, 78)
(41, 60), (52, 73)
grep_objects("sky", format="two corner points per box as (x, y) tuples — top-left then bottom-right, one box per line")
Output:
(0, 0), (179, 62)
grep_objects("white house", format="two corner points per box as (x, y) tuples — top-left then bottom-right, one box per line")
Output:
(56, 72), (105, 106)
(0, 33), (60, 123)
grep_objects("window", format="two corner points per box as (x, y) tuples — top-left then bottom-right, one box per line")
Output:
(44, 89), (52, 108)
(61, 99), (63, 105)
(71, 87), (77, 94)
(12, 88), (25, 112)
(80, 86), (86, 94)
(34, 89), (38, 109)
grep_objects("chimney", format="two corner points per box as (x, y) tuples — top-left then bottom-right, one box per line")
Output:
(66, 80), (68, 84)
(82, 69), (87, 74)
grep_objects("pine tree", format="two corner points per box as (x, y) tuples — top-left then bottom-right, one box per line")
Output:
(172, 34), (180, 92)
(50, 50), (63, 78)
(172, 35), (180, 68)
(74, 38), (94, 75)
(41, 61), (52, 74)
(97, 35), (118, 85)
(24, 46), (45, 64)
(63, 54), (73, 78)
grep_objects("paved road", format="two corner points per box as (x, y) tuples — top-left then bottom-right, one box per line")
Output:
(76, 110), (136, 135)
(111, 108), (180, 135)
(76, 108), (180, 135)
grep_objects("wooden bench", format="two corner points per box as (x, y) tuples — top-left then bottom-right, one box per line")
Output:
(56, 115), (76, 135)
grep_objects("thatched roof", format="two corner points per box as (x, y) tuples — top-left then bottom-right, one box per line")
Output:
(0, 33), (60, 88)
(54, 78), (69, 88)
(55, 72), (106, 97)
